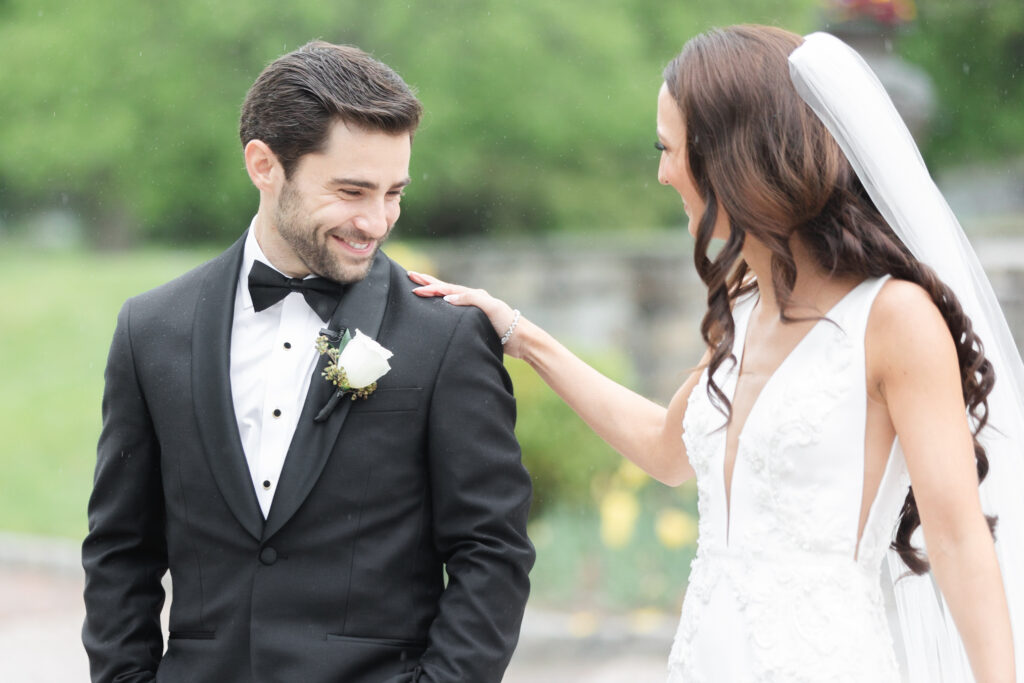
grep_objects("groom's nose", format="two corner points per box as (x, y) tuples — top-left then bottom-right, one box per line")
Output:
(352, 198), (392, 238)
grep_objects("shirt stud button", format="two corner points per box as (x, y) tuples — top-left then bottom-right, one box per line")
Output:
(273, 408), (281, 417)
(262, 480), (271, 490)
(283, 342), (291, 349)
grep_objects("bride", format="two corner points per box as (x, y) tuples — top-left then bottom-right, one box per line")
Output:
(410, 25), (1021, 682)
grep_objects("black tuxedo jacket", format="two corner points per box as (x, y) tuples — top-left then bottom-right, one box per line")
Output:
(82, 233), (534, 683)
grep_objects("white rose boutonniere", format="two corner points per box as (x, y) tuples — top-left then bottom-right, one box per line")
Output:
(335, 330), (393, 390)
(315, 329), (394, 402)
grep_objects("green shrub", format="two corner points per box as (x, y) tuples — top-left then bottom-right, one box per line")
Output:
(505, 353), (627, 517)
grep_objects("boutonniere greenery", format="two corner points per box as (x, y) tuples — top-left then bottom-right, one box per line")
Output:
(313, 329), (394, 423)
(315, 329), (394, 401)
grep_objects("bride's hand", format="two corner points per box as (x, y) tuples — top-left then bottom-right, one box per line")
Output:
(408, 271), (528, 359)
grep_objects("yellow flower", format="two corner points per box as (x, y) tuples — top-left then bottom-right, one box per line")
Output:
(629, 607), (670, 634)
(600, 489), (640, 548)
(385, 242), (435, 275)
(655, 507), (698, 549)
(612, 460), (649, 491)
(568, 611), (599, 638)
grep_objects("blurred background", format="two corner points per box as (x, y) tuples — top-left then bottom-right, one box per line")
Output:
(2, 0), (1023, 680)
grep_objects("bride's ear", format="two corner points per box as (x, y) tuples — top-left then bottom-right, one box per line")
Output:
(244, 139), (282, 193)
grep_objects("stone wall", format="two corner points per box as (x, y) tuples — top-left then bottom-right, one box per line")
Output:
(419, 232), (1024, 403)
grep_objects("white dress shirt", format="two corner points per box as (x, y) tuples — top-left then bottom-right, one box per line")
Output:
(230, 224), (326, 518)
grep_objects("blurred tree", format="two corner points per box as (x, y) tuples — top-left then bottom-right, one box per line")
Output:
(900, 0), (1024, 167)
(0, 0), (842, 247)
(1, 0), (262, 245)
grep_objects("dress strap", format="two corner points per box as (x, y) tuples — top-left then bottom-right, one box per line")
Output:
(833, 275), (892, 342)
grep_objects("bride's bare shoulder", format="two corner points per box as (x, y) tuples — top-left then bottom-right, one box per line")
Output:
(869, 278), (944, 333)
(866, 277), (957, 384)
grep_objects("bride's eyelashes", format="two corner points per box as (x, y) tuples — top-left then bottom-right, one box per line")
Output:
(654, 141), (667, 152)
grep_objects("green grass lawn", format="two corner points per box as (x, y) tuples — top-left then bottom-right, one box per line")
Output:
(0, 245), (216, 539)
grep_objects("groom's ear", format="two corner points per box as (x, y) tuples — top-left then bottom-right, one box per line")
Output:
(244, 139), (283, 192)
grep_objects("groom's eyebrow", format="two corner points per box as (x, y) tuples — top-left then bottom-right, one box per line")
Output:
(331, 177), (412, 190)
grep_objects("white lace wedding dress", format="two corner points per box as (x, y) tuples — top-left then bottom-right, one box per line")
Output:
(668, 276), (911, 682)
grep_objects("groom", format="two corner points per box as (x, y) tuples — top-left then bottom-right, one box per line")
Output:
(82, 41), (534, 683)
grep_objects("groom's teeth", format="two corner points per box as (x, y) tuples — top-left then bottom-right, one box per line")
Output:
(346, 241), (370, 250)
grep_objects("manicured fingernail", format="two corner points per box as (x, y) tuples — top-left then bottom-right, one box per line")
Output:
(444, 294), (461, 303)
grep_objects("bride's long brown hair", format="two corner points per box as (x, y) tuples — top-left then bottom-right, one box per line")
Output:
(664, 25), (996, 574)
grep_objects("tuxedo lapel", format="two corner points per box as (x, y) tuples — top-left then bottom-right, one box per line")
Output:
(192, 232), (264, 541)
(263, 252), (393, 541)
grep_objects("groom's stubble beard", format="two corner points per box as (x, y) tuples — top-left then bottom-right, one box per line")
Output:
(274, 179), (391, 284)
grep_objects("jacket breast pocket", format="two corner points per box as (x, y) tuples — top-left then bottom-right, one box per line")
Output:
(352, 387), (422, 414)
(168, 630), (216, 640)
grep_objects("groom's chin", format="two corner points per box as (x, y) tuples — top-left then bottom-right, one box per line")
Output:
(326, 251), (379, 285)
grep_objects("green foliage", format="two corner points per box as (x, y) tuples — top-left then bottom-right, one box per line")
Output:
(505, 353), (626, 517)
(0, 0), (821, 245)
(900, 0), (1024, 165)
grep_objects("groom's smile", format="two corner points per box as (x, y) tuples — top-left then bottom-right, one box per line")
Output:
(332, 234), (373, 254)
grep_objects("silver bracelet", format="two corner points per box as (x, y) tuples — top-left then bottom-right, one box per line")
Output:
(500, 309), (521, 346)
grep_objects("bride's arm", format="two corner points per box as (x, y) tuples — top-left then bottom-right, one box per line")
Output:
(409, 271), (700, 486)
(870, 280), (1015, 683)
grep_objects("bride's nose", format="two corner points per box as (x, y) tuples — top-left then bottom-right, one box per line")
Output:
(657, 157), (670, 185)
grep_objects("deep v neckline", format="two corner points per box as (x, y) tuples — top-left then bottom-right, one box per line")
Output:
(722, 280), (869, 545)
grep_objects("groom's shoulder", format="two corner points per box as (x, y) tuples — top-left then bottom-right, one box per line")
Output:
(383, 253), (498, 347)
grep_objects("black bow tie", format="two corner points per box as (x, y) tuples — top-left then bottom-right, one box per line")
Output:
(247, 260), (345, 322)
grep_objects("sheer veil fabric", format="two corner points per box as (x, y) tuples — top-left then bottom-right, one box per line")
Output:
(789, 32), (1024, 682)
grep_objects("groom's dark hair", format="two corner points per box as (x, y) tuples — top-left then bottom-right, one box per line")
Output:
(239, 40), (423, 179)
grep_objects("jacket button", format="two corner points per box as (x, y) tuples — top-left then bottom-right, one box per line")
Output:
(259, 547), (278, 565)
